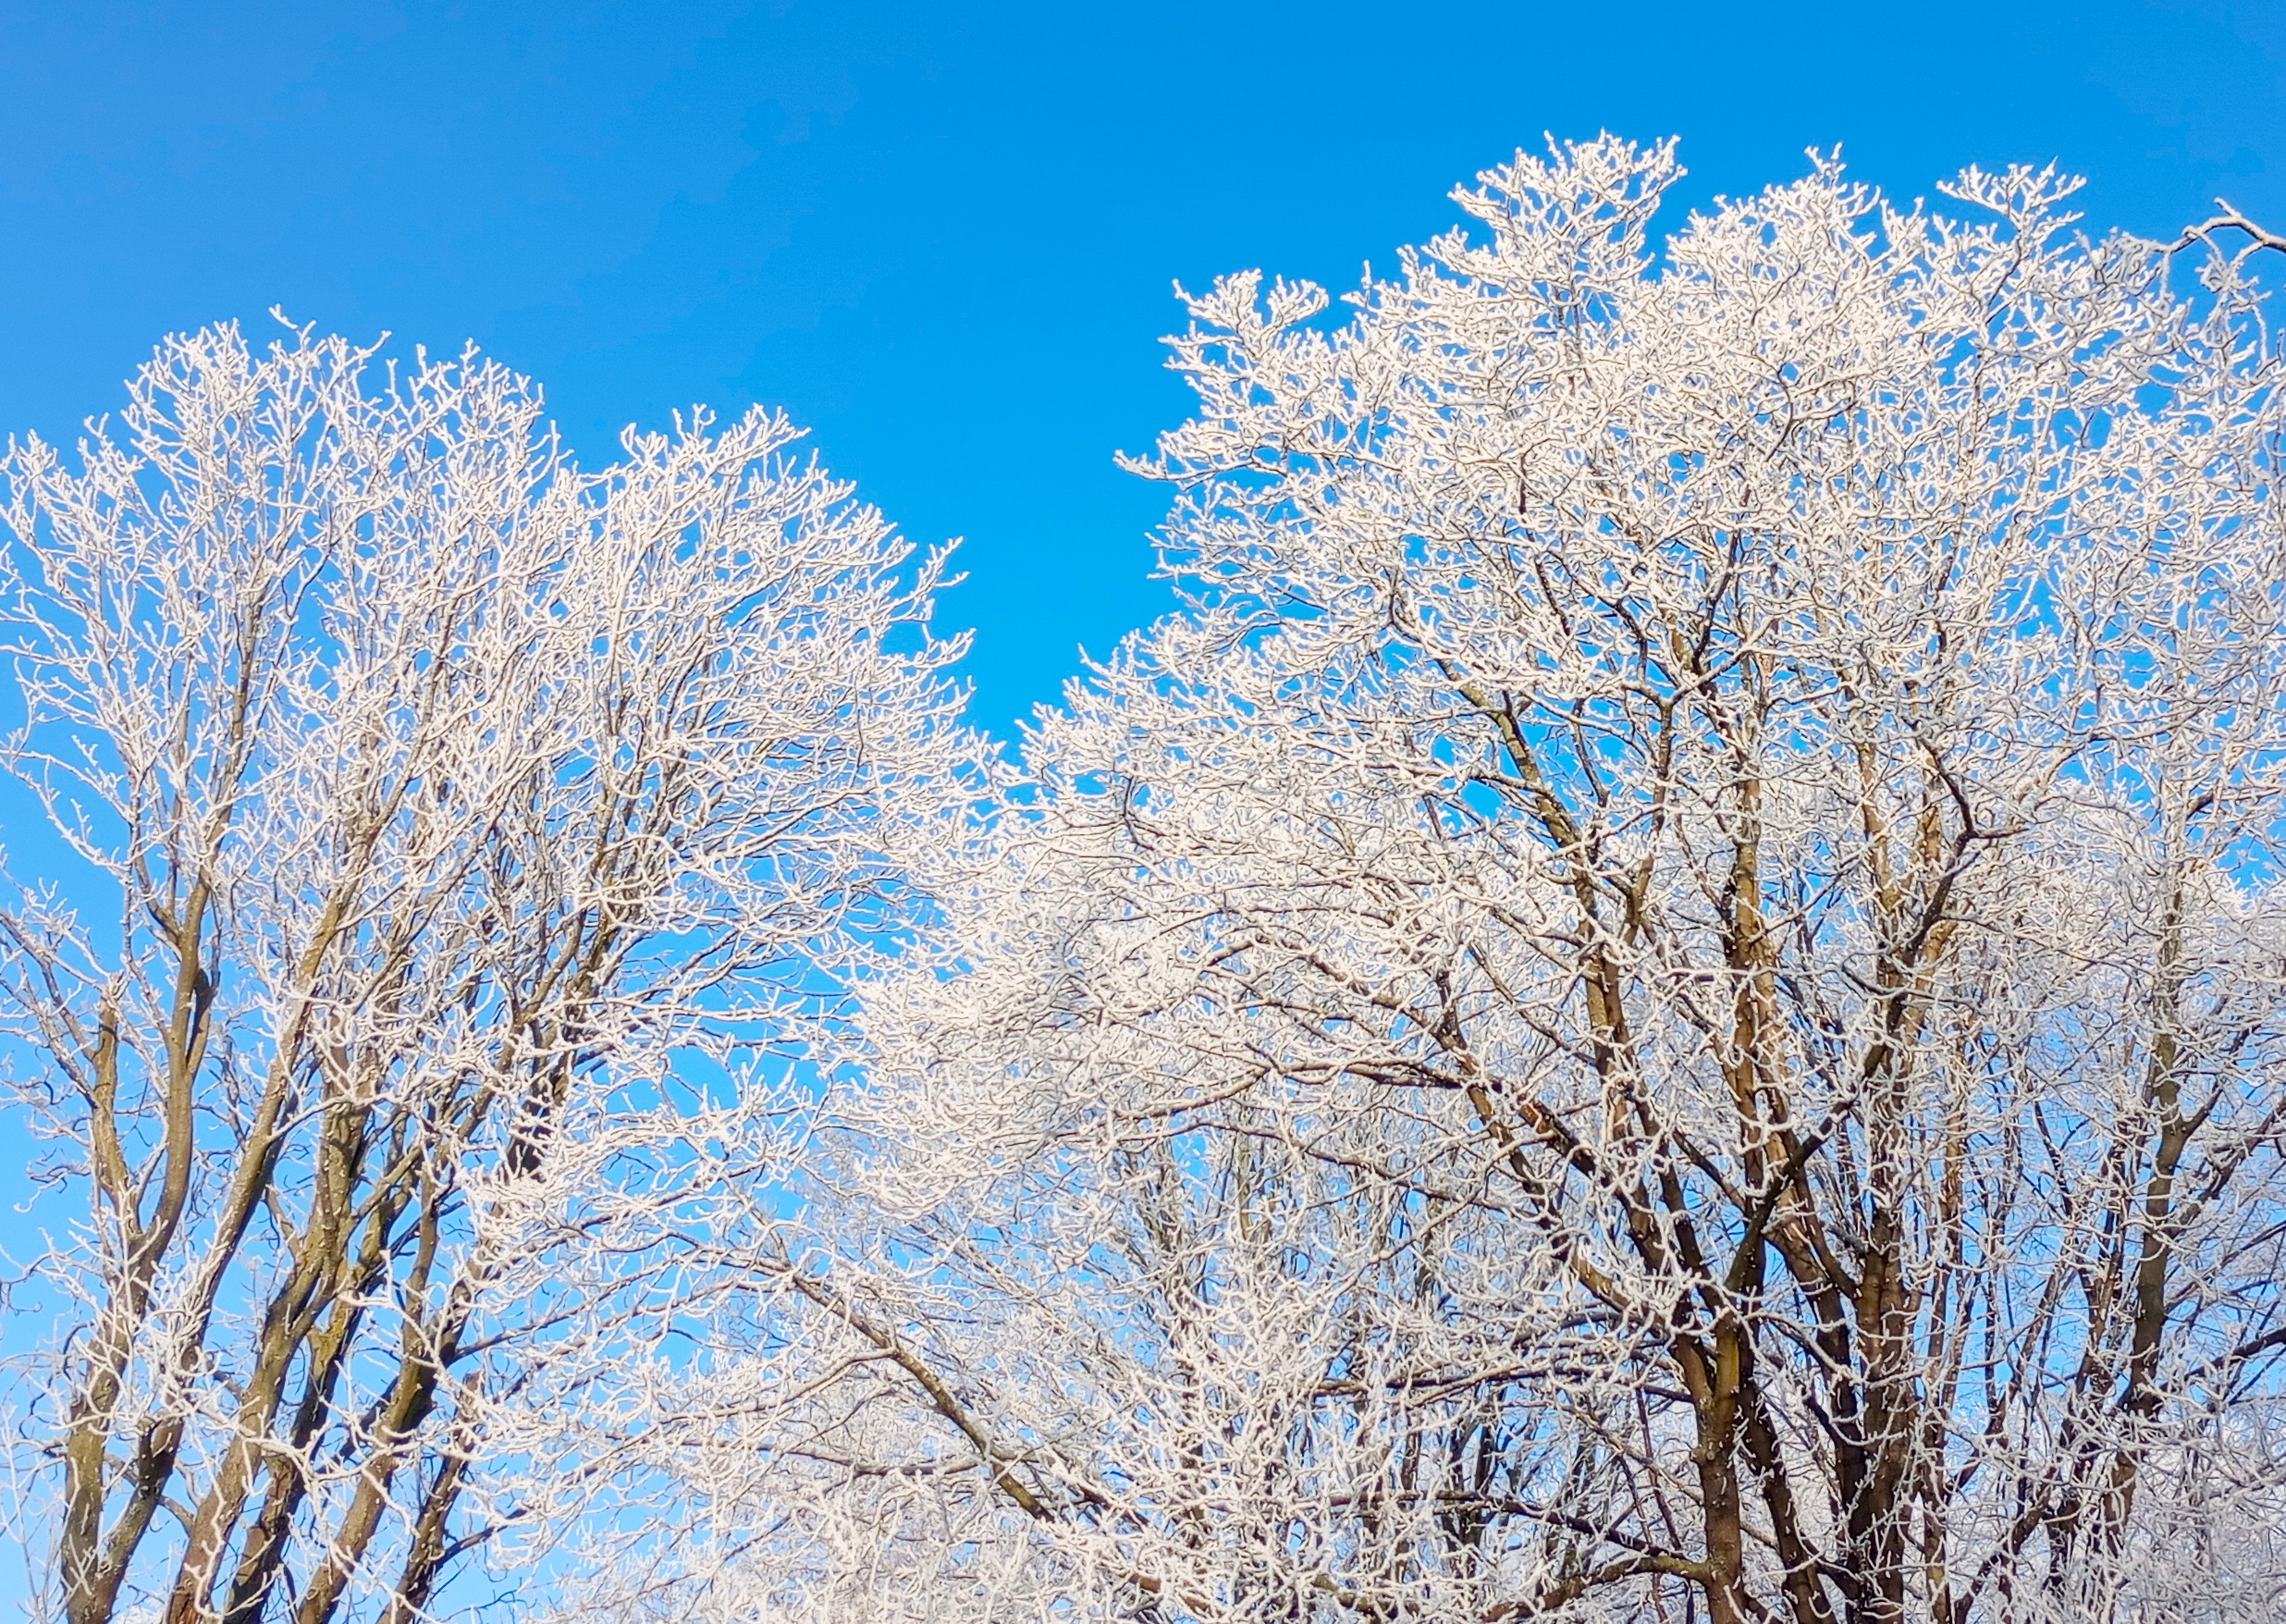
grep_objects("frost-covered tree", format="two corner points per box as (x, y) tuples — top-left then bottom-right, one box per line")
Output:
(653, 141), (2286, 1624)
(0, 326), (974, 1624)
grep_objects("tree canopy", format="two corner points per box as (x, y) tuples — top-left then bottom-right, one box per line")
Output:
(6, 139), (2285, 1624)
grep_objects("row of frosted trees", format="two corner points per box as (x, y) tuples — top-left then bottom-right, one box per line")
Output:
(3, 139), (2283, 1624)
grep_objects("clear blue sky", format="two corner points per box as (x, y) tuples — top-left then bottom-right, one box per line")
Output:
(0, 6), (2273, 1606)
(0, 0), (2279, 734)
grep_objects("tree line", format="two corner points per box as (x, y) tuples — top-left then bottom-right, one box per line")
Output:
(3, 137), (2282, 1624)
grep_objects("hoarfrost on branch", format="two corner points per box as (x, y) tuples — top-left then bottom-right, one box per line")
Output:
(645, 140), (2286, 1624)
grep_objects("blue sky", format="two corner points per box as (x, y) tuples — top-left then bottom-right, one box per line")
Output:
(0, 0), (2279, 733)
(0, 5), (2275, 1607)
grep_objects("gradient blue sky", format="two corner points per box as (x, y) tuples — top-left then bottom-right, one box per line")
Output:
(0, 5), (2274, 1605)
(1, 0), (2280, 733)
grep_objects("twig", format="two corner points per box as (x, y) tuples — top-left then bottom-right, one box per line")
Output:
(2171, 198), (2286, 256)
